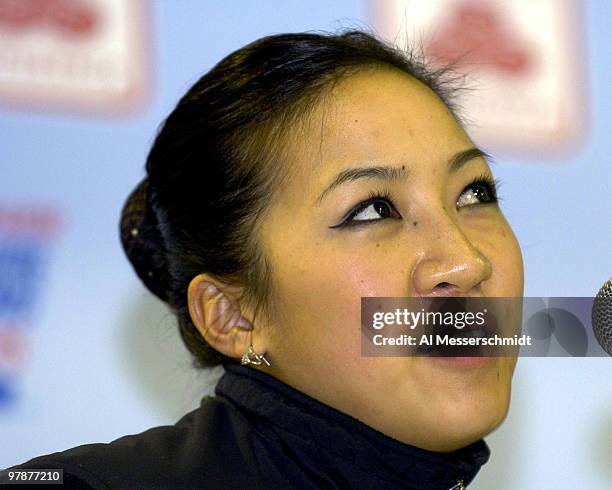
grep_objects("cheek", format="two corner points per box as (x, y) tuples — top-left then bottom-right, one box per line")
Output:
(269, 244), (406, 360)
(493, 223), (524, 294)
(467, 214), (524, 295)
(276, 250), (385, 323)
(336, 254), (404, 297)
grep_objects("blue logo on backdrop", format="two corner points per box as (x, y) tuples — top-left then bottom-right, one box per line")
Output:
(0, 207), (59, 407)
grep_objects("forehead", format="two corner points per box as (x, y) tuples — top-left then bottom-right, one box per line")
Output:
(282, 69), (472, 192)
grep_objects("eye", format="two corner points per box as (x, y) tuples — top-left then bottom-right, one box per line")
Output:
(353, 200), (394, 221)
(457, 176), (499, 208)
(330, 190), (401, 229)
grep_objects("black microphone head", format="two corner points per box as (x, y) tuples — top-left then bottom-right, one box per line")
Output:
(592, 278), (612, 355)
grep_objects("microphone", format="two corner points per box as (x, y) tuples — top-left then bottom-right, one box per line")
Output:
(592, 278), (612, 355)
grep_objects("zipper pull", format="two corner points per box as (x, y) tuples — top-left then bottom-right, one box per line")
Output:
(448, 479), (465, 490)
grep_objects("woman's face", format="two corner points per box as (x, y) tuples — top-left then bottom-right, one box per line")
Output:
(257, 69), (524, 452)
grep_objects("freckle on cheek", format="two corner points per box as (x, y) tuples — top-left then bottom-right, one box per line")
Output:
(376, 243), (380, 247)
(412, 221), (418, 227)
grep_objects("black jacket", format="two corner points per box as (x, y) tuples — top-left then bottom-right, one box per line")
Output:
(4, 363), (490, 489)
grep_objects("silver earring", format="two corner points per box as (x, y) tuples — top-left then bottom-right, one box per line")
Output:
(241, 345), (270, 367)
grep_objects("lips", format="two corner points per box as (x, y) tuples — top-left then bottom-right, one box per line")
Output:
(414, 297), (500, 358)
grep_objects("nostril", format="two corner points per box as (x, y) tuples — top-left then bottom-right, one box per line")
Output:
(428, 282), (463, 297)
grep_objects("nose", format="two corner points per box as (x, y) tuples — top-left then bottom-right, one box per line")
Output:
(412, 218), (492, 296)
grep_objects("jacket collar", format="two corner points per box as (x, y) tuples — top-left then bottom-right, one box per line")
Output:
(217, 363), (490, 489)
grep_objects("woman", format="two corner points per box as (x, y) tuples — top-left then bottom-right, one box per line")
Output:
(8, 30), (523, 489)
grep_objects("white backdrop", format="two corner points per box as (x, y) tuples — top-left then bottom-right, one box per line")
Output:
(1, 1), (611, 489)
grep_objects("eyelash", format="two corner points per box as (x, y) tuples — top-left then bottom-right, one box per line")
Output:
(329, 188), (396, 229)
(465, 173), (500, 205)
(329, 175), (500, 229)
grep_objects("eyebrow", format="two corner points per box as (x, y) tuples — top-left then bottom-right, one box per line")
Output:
(316, 147), (490, 204)
(316, 165), (407, 204)
(448, 147), (491, 173)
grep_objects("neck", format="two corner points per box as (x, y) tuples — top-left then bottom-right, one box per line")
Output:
(217, 363), (490, 489)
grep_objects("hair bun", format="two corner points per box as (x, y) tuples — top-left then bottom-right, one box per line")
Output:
(120, 178), (171, 303)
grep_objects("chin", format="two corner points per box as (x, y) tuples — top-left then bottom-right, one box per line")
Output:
(429, 384), (513, 453)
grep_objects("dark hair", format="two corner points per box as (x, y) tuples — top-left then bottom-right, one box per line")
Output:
(120, 29), (461, 368)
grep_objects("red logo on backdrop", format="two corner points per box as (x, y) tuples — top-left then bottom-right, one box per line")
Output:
(0, 0), (98, 37)
(0, 0), (148, 114)
(0, 206), (60, 406)
(426, 1), (533, 76)
(370, 0), (585, 152)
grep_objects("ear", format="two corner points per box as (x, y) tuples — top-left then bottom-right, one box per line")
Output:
(187, 273), (268, 362)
